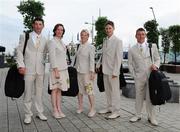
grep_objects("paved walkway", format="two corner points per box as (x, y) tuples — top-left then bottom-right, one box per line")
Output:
(0, 68), (180, 132)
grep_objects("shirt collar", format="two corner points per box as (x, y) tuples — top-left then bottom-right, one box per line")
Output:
(137, 41), (147, 48)
(106, 34), (115, 41)
(32, 31), (41, 37)
(80, 41), (89, 46)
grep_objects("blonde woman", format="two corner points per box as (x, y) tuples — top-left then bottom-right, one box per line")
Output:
(48, 24), (69, 118)
(75, 29), (96, 117)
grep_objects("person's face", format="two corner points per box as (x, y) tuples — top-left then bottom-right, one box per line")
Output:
(32, 20), (44, 34)
(55, 26), (64, 38)
(105, 24), (114, 37)
(136, 31), (146, 44)
(80, 31), (89, 44)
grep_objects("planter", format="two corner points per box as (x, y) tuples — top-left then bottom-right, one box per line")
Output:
(161, 64), (180, 73)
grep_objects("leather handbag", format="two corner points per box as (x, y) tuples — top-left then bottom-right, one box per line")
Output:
(48, 45), (80, 97)
(96, 64), (126, 92)
(4, 33), (29, 98)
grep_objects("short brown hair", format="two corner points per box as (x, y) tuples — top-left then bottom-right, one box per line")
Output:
(136, 28), (146, 35)
(53, 23), (65, 37)
(32, 17), (44, 25)
(105, 20), (115, 28)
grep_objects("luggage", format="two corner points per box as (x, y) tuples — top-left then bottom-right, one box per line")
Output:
(148, 43), (171, 105)
(97, 65), (104, 92)
(61, 66), (79, 96)
(149, 70), (171, 105)
(4, 33), (29, 98)
(5, 64), (25, 98)
(96, 64), (126, 92)
(48, 45), (79, 96)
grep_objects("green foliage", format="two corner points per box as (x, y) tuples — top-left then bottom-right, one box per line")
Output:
(17, 0), (45, 32)
(95, 17), (108, 49)
(144, 20), (159, 48)
(5, 54), (16, 67)
(160, 28), (170, 63)
(168, 25), (180, 63)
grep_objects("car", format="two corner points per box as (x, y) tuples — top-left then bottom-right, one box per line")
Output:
(95, 50), (129, 73)
(122, 51), (129, 73)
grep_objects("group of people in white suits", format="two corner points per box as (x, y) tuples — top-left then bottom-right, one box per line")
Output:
(16, 18), (160, 126)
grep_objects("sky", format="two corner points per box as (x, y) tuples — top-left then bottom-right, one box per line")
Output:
(0, 0), (180, 54)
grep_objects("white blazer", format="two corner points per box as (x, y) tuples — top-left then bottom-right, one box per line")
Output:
(75, 42), (95, 74)
(102, 35), (123, 76)
(48, 37), (68, 71)
(16, 32), (47, 75)
(128, 43), (160, 79)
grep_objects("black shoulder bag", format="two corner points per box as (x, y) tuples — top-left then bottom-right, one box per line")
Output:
(5, 33), (29, 99)
(148, 44), (171, 105)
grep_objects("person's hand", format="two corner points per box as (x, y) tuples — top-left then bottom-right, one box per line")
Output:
(53, 68), (60, 79)
(112, 75), (117, 79)
(151, 64), (158, 71)
(95, 68), (100, 73)
(90, 72), (95, 80)
(18, 67), (26, 75)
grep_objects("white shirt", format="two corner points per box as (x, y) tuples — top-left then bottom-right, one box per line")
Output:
(137, 42), (148, 55)
(31, 31), (42, 45)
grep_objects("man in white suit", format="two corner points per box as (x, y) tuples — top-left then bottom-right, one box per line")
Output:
(128, 28), (160, 126)
(98, 20), (123, 119)
(16, 18), (47, 124)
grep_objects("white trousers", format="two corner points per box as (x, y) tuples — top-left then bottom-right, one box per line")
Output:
(24, 74), (44, 117)
(134, 78), (155, 118)
(103, 74), (121, 113)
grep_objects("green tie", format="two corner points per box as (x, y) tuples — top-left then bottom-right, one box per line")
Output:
(35, 36), (40, 48)
(140, 45), (143, 54)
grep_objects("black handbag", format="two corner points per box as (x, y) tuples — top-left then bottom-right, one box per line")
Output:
(61, 66), (79, 96)
(149, 70), (171, 105)
(148, 43), (171, 105)
(96, 64), (126, 92)
(4, 33), (29, 98)
(48, 66), (79, 97)
(48, 45), (80, 97)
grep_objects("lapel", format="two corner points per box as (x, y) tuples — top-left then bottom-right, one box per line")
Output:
(135, 43), (150, 58)
(145, 43), (150, 58)
(103, 37), (114, 53)
(28, 33), (36, 48)
(29, 32), (45, 49)
(135, 44), (145, 58)
(54, 38), (66, 52)
(79, 43), (89, 55)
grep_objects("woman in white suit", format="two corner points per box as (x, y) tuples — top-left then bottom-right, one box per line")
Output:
(75, 29), (96, 117)
(48, 24), (69, 119)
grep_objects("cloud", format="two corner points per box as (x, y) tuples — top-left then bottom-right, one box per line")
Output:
(0, 15), (24, 53)
(0, 0), (180, 53)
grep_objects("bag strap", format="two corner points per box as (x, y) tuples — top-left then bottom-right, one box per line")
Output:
(148, 43), (153, 62)
(66, 48), (72, 64)
(73, 44), (80, 66)
(22, 32), (29, 56)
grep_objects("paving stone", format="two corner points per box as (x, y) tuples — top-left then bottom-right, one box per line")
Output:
(0, 69), (179, 132)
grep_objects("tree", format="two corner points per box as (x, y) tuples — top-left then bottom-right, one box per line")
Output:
(168, 25), (180, 64)
(17, 0), (45, 32)
(160, 28), (170, 63)
(144, 20), (159, 48)
(95, 17), (108, 49)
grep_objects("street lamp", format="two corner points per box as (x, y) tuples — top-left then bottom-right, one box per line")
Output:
(85, 16), (95, 44)
(149, 7), (157, 22)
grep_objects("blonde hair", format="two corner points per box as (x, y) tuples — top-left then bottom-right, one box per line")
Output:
(80, 29), (89, 36)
